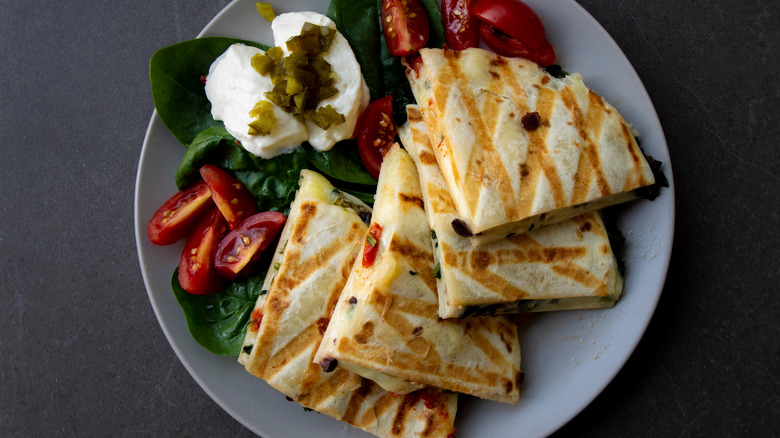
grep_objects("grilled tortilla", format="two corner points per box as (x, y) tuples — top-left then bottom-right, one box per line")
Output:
(241, 170), (457, 438)
(400, 105), (624, 318)
(406, 47), (655, 245)
(315, 145), (523, 404)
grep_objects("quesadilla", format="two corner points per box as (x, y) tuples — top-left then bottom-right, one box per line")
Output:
(241, 169), (457, 438)
(314, 145), (523, 404)
(406, 47), (656, 245)
(400, 105), (624, 318)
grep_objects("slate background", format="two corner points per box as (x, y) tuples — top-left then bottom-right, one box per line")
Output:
(1, 0), (777, 436)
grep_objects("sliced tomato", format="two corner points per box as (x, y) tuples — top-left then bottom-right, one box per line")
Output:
(178, 208), (229, 295)
(441, 0), (479, 50)
(214, 211), (287, 280)
(478, 23), (556, 66)
(199, 164), (257, 230)
(470, 0), (546, 49)
(362, 223), (383, 268)
(147, 181), (213, 246)
(356, 95), (396, 179)
(381, 0), (430, 56)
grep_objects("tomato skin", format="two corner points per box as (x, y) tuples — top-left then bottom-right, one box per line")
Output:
(199, 164), (257, 230)
(178, 208), (230, 295)
(147, 181), (214, 246)
(356, 95), (396, 179)
(362, 223), (383, 268)
(214, 211), (287, 280)
(470, 0), (546, 49)
(441, 0), (479, 50)
(381, 0), (430, 56)
(478, 23), (556, 67)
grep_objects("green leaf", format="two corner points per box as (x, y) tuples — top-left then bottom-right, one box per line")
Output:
(339, 186), (376, 205)
(306, 140), (378, 185)
(327, 0), (383, 100)
(171, 268), (265, 356)
(175, 127), (251, 189)
(150, 37), (268, 146)
(174, 127), (309, 214)
(235, 147), (310, 214)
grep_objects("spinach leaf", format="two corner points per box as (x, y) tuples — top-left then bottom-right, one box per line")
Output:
(150, 37), (268, 146)
(171, 268), (264, 356)
(175, 127), (309, 214)
(234, 148), (309, 214)
(340, 187), (376, 205)
(307, 140), (378, 185)
(175, 127), (251, 189)
(327, 0), (383, 100)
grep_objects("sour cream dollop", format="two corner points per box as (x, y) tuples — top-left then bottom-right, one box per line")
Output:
(204, 11), (370, 159)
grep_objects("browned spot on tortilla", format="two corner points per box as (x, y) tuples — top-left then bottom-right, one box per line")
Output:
(354, 320), (375, 344)
(419, 150), (438, 166)
(399, 193), (424, 210)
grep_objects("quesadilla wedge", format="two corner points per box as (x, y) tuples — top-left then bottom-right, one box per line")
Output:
(406, 47), (655, 245)
(400, 105), (624, 318)
(241, 169), (457, 438)
(315, 145), (523, 404)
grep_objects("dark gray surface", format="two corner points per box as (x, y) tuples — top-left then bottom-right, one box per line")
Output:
(1, 0), (777, 437)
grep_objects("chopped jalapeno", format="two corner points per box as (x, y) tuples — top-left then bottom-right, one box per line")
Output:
(251, 23), (345, 129)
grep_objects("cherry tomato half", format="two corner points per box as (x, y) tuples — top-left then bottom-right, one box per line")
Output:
(214, 211), (287, 280)
(147, 181), (214, 246)
(478, 23), (556, 67)
(362, 223), (383, 268)
(470, 0), (546, 49)
(356, 95), (396, 179)
(199, 164), (257, 230)
(178, 208), (229, 295)
(381, 0), (430, 56)
(441, 0), (479, 50)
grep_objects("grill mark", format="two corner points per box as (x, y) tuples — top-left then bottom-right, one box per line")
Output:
(462, 324), (516, 371)
(517, 87), (557, 215)
(354, 321), (375, 344)
(407, 105), (424, 122)
(387, 235), (432, 264)
(341, 378), (372, 425)
(339, 339), (504, 393)
(427, 182), (458, 214)
(443, 50), (517, 221)
(563, 88), (611, 202)
(482, 66), (522, 219)
(619, 121), (654, 189)
(359, 388), (394, 427)
(399, 192), (425, 210)
(243, 203), (366, 384)
(249, 322), (320, 378)
(419, 150), (438, 166)
(440, 242), (530, 300)
(550, 264), (606, 291)
(297, 367), (356, 410)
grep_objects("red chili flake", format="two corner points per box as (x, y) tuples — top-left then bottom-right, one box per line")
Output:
(362, 223), (383, 268)
(316, 317), (330, 335)
(199, 75), (207, 85)
(419, 388), (443, 410)
(521, 111), (541, 131)
(249, 309), (263, 332)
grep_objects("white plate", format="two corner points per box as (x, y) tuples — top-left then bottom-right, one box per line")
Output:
(134, 0), (675, 437)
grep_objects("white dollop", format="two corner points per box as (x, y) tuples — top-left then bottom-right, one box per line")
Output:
(272, 12), (370, 151)
(205, 44), (308, 159)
